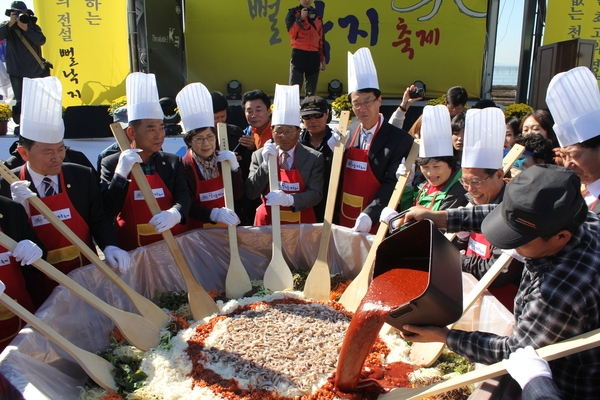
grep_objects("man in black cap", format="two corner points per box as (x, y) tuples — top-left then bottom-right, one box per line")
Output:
(397, 164), (600, 399)
(299, 96), (332, 222)
(0, 1), (47, 126)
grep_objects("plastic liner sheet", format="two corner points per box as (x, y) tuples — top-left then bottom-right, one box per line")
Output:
(0, 224), (512, 399)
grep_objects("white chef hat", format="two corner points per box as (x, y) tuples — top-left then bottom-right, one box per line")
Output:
(271, 84), (300, 126)
(462, 108), (505, 169)
(545, 66), (600, 147)
(419, 105), (453, 158)
(347, 47), (379, 94)
(176, 82), (214, 133)
(126, 72), (164, 122)
(20, 76), (64, 144)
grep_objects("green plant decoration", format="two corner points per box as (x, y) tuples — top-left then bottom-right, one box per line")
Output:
(331, 94), (355, 119)
(504, 103), (534, 120)
(0, 103), (12, 121)
(109, 95), (127, 116)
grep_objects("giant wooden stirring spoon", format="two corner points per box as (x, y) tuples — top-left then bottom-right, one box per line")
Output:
(0, 160), (169, 330)
(217, 123), (252, 299)
(263, 147), (294, 292)
(303, 110), (350, 301)
(111, 123), (219, 320)
(0, 231), (159, 351)
(0, 281), (117, 391)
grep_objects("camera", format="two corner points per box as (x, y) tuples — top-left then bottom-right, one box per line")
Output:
(18, 13), (29, 23)
(4, 9), (36, 23)
(409, 87), (425, 99)
(305, 6), (316, 19)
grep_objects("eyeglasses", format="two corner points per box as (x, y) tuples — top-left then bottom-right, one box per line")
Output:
(273, 128), (298, 137)
(301, 113), (325, 120)
(351, 98), (377, 110)
(458, 175), (492, 188)
(192, 134), (216, 144)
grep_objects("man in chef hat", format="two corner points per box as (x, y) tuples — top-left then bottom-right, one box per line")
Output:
(336, 47), (413, 234)
(245, 84), (324, 226)
(100, 72), (191, 251)
(546, 66), (600, 215)
(2, 76), (130, 307)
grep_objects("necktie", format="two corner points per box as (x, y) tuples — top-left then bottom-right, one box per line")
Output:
(362, 130), (371, 150)
(280, 152), (290, 170)
(43, 177), (55, 197)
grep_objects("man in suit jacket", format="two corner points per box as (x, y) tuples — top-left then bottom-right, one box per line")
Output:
(337, 87), (414, 234)
(100, 119), (192, 251)
(245, 124), (324, 226)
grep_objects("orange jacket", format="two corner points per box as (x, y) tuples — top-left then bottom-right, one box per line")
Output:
(285, 6), (325, 62)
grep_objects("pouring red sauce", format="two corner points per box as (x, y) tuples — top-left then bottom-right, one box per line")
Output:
(335, 268), (429, 393)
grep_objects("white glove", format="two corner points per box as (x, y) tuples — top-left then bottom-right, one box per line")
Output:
(216, 150), (240, 172)
(103, 245), (131, 273)
(327, 131), (342, 151)
(503, 346), (552, 389)
(265, 190), (294, 207)
(115, 148), (143, 178)
(261, 141), (278, 168)
(10, 180), (37, 204)
(379, 206), (399, 227)
(210, 207), (240, 226)
(149, 207), (181, 233)
(352, 212), (372, 233)
(0, 280), (5, 297)
(10, 239), (42, 266)
(396, 157), (415, 185)
(501, 248), (526, 263)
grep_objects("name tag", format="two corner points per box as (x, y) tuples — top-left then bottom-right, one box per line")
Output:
(467, 236), (488, 258)
(31, 208), (72, 227)
(134, 188), (165, 201)
(346, 159), (368, 172)
(199, 188), (224, 202)
(0, 252), (10, 266)
(279, 181), (300, 192)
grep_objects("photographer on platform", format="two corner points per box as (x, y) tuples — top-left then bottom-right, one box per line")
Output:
(0, 1), (48, 126)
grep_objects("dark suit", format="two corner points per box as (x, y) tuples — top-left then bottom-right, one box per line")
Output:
(343, 118), (414, 223)
(245, 143), (324, 212)
(522, 376), (562, 400)
(100, 151), (191, 223)
(0, 196), (46, 255)
(0, 163), (118, 251)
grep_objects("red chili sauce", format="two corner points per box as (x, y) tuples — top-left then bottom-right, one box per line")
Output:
(335, 268), (429, 393)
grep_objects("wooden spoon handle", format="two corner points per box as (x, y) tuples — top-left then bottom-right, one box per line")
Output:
(0, 290), (117, 391)
(0, 160), (169, 329)
(110, 123), (219, 320)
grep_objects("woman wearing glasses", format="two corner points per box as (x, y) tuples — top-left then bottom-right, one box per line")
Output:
(177, 83), (244, 230)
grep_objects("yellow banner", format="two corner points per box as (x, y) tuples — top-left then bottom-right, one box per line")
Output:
(185, 0), (488, 99)
(544, 2), (600, 82)
(33, 0), (130, 107)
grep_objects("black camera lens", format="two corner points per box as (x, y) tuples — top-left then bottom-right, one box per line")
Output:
(18, 14), (29, 23)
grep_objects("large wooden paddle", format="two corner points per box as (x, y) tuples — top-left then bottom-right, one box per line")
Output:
(111, 123), (219, 320)
(303, 110), (350, 301)
(407, 144), (526, 365)
(379, 326), (600, 400)
(409, 252), (514, 366)
(217, 123), (252, 299)
(338, 140), (420, 312)
(0, 281), (117, 391)
(0, 231), (159, 351)
(263, 146), (294, 292)
(0, 161), (169, 330)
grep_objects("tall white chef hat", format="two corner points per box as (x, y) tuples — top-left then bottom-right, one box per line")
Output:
(419, 105), (453, 158)
(176, 82), (214, 133)
(347, 47), (379, 94)
(545, 66), (600, 147)
(126, 72), (164, 122)
(20, 76), (64, 144)
(462, 108), (505, 169)
(271, 84), (300, 126)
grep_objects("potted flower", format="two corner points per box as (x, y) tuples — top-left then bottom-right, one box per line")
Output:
(331, 94), (356, 120)
(0, 103), (12, 135)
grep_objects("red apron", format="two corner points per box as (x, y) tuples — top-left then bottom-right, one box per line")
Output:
(339, 120), (382, 234)
(254, 156), (316, 226)
(0, 229), (35, 351)
(20, 168), (93, 306)
(116, 170), (187, 251)
(183, 151), (226, 230)
(465, 232), (517, 312)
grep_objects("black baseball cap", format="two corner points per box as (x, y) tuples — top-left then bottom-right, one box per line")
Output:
(481, 164), (587, 249)
(5, 1), (32, 16)
(300, 96), (329, 116)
